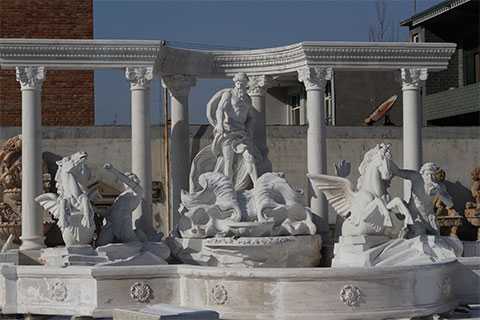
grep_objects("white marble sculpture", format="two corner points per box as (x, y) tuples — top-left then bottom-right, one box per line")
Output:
(309, 144), (413, 239)
(174, 73), (318, 266)
(96, 163), (146, 245)
(36, 151), (96, 246)
(189, 72), (270, 193)
(309, 144), (461, 267)
(178, 73), (316, 239)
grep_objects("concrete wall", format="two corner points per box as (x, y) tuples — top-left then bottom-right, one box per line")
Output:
(1, 125), (478, 228)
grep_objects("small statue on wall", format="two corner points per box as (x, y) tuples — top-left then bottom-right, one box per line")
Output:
(96, 163), (146, 246)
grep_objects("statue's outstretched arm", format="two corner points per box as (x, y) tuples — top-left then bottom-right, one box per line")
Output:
(103, 163), (144, 197)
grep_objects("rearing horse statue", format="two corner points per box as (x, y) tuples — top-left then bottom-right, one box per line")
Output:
(308, 143), (413, 239)
(36, 151), (96, 246)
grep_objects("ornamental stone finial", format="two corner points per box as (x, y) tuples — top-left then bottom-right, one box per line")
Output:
(16, 66), (45, 90)
(401, 68), (428, 90)
(247, 75), (272, 97)
(161, 74), (196, 97)
(297, 66), (332, 91)
(125, 66), (154, 90)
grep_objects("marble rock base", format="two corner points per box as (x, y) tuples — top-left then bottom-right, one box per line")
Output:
(113, 304), (219, 320)
(96, 241), (171, 266)
(40, 246), (108, 267)
(168, 235), (322, 267)
(332, 235), (390, 267)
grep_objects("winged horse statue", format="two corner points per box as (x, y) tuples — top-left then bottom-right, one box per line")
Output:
(308, 144), (413, 239)
(36, 151), (96, 246)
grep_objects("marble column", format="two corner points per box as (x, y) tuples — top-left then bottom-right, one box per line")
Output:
(248, 75), (271, 156)
(126, 66), (154, 236)
(298, 66), (332, 233)
(401, 68), (428, 196)
(162, 75), (196, 227)
(16, 66), (46, 250)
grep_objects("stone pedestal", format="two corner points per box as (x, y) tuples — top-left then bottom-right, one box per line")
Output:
(40, 246), (108, 267)
(168, 235), (322, 268)
(332, 235), (390, 267)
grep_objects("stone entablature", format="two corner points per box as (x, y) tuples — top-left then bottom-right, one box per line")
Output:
(0, 39), (456, 77)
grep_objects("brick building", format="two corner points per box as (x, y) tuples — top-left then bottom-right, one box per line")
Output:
(401, 0), (479, 126)
(0, 0), (94, 126)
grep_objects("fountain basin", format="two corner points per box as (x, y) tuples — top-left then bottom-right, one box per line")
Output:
(0, 258), (469, 319)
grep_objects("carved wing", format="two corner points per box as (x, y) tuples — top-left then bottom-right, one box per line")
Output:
(307, 174), (355, 218)
(206, 88), (230, 127)
(35, 193), (60, 219)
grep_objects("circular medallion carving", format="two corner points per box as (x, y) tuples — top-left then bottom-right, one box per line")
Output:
(339, 285), (362, 307)
(130, 282), (152, 303)
(49, 280), (67, 302)
(211, 284), (228, 305)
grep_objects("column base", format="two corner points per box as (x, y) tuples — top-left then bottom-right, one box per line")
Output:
(19, 235), (45, 251)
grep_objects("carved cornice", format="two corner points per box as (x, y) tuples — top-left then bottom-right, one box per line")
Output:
(401, 68), (428, 90)
(247, 75), (272, 97)
(125, 66), (154, 90)
(161, 74), (196, 98)
(0, 39), (456, 78)
(297, 66), (332, 91)
(15, 66), (45, 90)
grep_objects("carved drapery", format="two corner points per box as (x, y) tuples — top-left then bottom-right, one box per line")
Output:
(297, 66), (332, 91)
(125, 66), (154, 90)
(15, 66), (45, 90)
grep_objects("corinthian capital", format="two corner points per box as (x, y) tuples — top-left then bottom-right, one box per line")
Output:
(161, 74), (196, 98)
(247, 75), (272, 97)
(126, 66), (154, 90)
(297, 66), (332, 91)
(401, 68), (428, 90)
(16, 66), (45, 90)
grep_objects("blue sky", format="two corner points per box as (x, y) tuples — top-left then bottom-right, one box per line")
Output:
(93, 0), (442, 125)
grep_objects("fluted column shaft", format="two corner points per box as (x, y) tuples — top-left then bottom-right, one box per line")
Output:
(401, 68), (428, 197)
(162, 75), (196, 228)
(16, 66), (45, 250)
(126, 66), (154, 236)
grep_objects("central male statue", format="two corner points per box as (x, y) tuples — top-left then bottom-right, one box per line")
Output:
(212, 73), (258, 189)
(189, 73), (267, 192)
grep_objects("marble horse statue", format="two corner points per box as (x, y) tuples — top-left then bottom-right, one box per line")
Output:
(308, 143), (413, 239)
(36, 151), (96, 246)
(309, 145), (461, 267)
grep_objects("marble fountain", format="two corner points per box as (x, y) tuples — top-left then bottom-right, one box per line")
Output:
(0, 39), (478, 320)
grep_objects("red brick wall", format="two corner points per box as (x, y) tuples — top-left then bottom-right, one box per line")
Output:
(0, 0), (94, 126)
